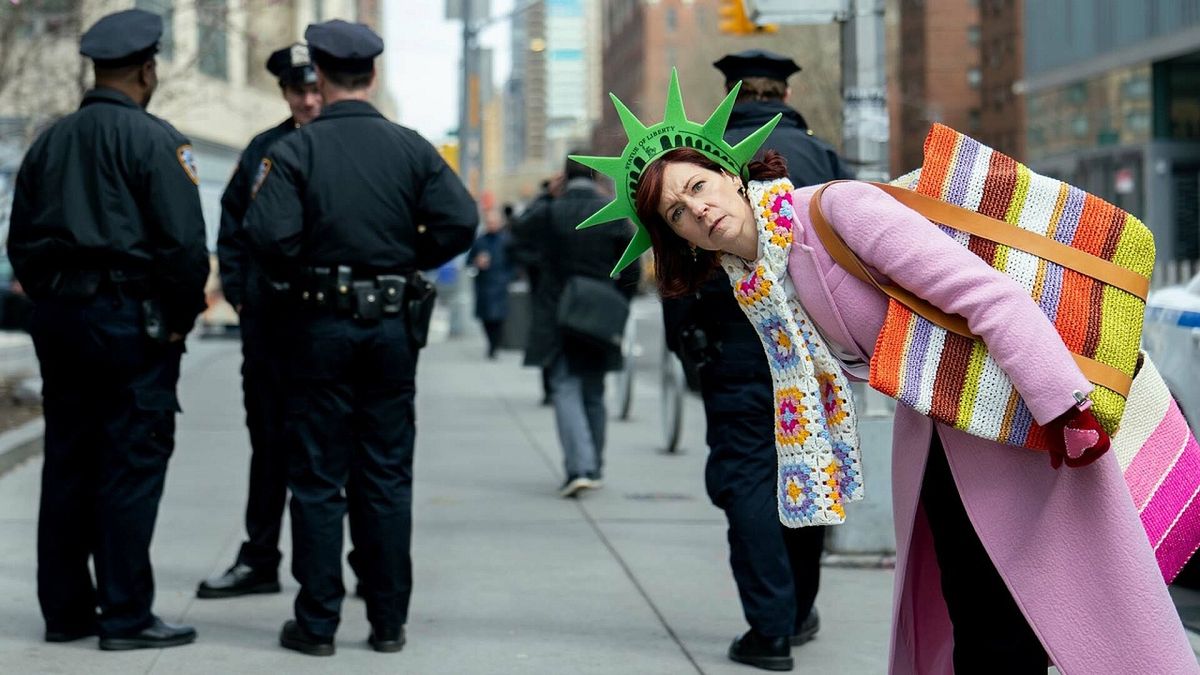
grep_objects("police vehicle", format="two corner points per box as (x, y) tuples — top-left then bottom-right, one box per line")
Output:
(1143, 271), (1200, 430)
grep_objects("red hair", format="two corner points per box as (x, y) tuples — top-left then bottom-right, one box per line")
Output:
(633, 148), (789, 297)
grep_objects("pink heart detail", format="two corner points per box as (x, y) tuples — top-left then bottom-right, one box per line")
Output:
(1064, 427), (1100, 459)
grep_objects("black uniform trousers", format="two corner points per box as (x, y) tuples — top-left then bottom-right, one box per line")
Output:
(285, 310), (416, 638)
(32, 291), (183, 638)
(700, 334), (825, 639)
(921, 432), (1047, 672)
(233, 304), (290, 572)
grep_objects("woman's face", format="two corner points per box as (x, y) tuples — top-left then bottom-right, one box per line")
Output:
(656, 161), (753, 254)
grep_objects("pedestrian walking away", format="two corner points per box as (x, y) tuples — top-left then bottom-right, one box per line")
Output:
(6, 8), (209, 651)
(661, 49), (851, 671)
(511, 176), (562, 406)
(510, 154), (639, 499)
(242, 18), (477, 657)
(468, 208), (513, 360)
(571, 69), (1198, 674)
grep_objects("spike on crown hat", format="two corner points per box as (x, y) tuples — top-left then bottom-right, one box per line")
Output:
(267, 43), (317, 86)
(569, 68), (781, 277)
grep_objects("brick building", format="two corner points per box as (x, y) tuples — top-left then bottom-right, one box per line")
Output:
(593, 0), (844, 159)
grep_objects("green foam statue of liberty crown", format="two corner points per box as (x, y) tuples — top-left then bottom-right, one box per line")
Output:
(570, 68), (782, 277)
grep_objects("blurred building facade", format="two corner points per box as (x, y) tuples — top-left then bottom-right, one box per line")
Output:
(886, 0), (1026, 173)
(889, 0), (983, 173)
(978, 0), (1024, 159)
(593, 0), (844, 162)
(1023, 0), (1200, 264)
(494, 0), (602, 201)
(0, 0), (393, 251)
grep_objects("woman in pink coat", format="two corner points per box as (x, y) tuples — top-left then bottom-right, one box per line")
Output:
(629, 149), (1197, 673)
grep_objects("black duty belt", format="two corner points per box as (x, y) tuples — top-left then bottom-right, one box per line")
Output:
(48, 268), (152, 299)
(296, 265), (409, 320)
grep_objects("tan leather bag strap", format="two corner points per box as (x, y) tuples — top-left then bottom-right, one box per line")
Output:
(862, 181), (1150, 299)
(807, 180), (1133, 397)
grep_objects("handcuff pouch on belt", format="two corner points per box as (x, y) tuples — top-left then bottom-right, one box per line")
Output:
(348, 275), (405, 321)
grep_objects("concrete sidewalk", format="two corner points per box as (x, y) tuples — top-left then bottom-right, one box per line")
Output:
(0, 322), (893, 673)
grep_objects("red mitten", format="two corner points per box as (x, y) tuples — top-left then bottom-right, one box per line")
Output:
(1046, 398), (1110, 469)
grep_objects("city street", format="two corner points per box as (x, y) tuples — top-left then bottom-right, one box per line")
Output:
(0, 298), (895, 674)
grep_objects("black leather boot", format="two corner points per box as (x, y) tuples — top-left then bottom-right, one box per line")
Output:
(792, 608), (820, 646)
(368, 625), (406, 653)
(728, 629), (793, 671)
(99, 618), (197, 651)
(279, 619), (335, 656)
(196, 563), (280, 599)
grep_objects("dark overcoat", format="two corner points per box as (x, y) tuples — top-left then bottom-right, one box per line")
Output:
(468, 230), (512, 322)
(510, 177), (638, 373)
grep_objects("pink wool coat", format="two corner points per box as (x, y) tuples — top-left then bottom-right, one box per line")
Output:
(786, 181), (1197, 674)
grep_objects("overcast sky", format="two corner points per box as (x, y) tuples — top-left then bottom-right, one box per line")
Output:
(384, 1), (514, 143)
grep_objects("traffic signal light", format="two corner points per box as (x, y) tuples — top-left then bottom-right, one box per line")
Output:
(717, 0), (778, 35)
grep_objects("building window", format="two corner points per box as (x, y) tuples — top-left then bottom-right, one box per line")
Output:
(666, 7), (677, 31)
(1071, 115), (1089, 138)
(967, 68), (981, 88)
(1127, 111), (1151, 134)
(967, 26), (980, 46)
(1123, 76), (1151, 100)
(197, 0), (228, 80)
(134, 0), (174, 61)
(312, 0), (322, 22)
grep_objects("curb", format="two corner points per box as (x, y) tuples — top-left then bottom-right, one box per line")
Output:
(0, 416), (43, 477)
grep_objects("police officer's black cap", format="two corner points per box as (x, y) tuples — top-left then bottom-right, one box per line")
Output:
(713, 49), (802, 83)
(304, 20), (383, 74)
(80, 9), (162, 67)
(267, 43), (318, 87)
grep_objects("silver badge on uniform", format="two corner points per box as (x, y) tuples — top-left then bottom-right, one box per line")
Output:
(176, 145), (200, 185)
(251, 158), (273, 198)
(291, 44), (310, 67)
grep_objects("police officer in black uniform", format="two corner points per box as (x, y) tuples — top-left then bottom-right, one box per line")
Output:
(196, 43), (323, 600)
(663, 50), (853, 671)
(7, 9), (209, 651)
(242, 19), (477, 656)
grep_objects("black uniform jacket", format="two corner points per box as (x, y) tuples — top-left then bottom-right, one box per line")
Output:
(242, 100), (477, 279)
(216, 118), (296, 309)
(724, 100), (854, 188)
(8, 87), (210, 335)
(511, 177), (639, 372)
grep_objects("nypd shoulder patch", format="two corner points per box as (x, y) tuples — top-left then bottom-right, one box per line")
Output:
(251, 158), (273, 198)
(176, 144), (200, 185)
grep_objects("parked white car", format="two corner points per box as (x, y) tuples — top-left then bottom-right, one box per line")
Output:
(1143, 273), (1200, 429)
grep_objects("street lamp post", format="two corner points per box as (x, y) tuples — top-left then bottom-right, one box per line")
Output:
(456, 0), (540, 198)
(459, 0), (479, 196)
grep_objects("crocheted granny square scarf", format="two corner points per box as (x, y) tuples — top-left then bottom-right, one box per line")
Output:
(720, 178), (863, 527)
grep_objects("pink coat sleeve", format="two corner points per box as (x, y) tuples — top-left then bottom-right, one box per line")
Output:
(814, 181), (1091, 425)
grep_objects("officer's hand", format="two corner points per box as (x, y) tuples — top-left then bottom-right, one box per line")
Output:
(168, 332), (186, 343)
(475, 252), (492, 270)
(235, 304), (244, 314)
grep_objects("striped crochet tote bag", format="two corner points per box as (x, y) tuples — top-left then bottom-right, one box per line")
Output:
(1112, 353), (1200, 582)
(808, 124), (1153, 451)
